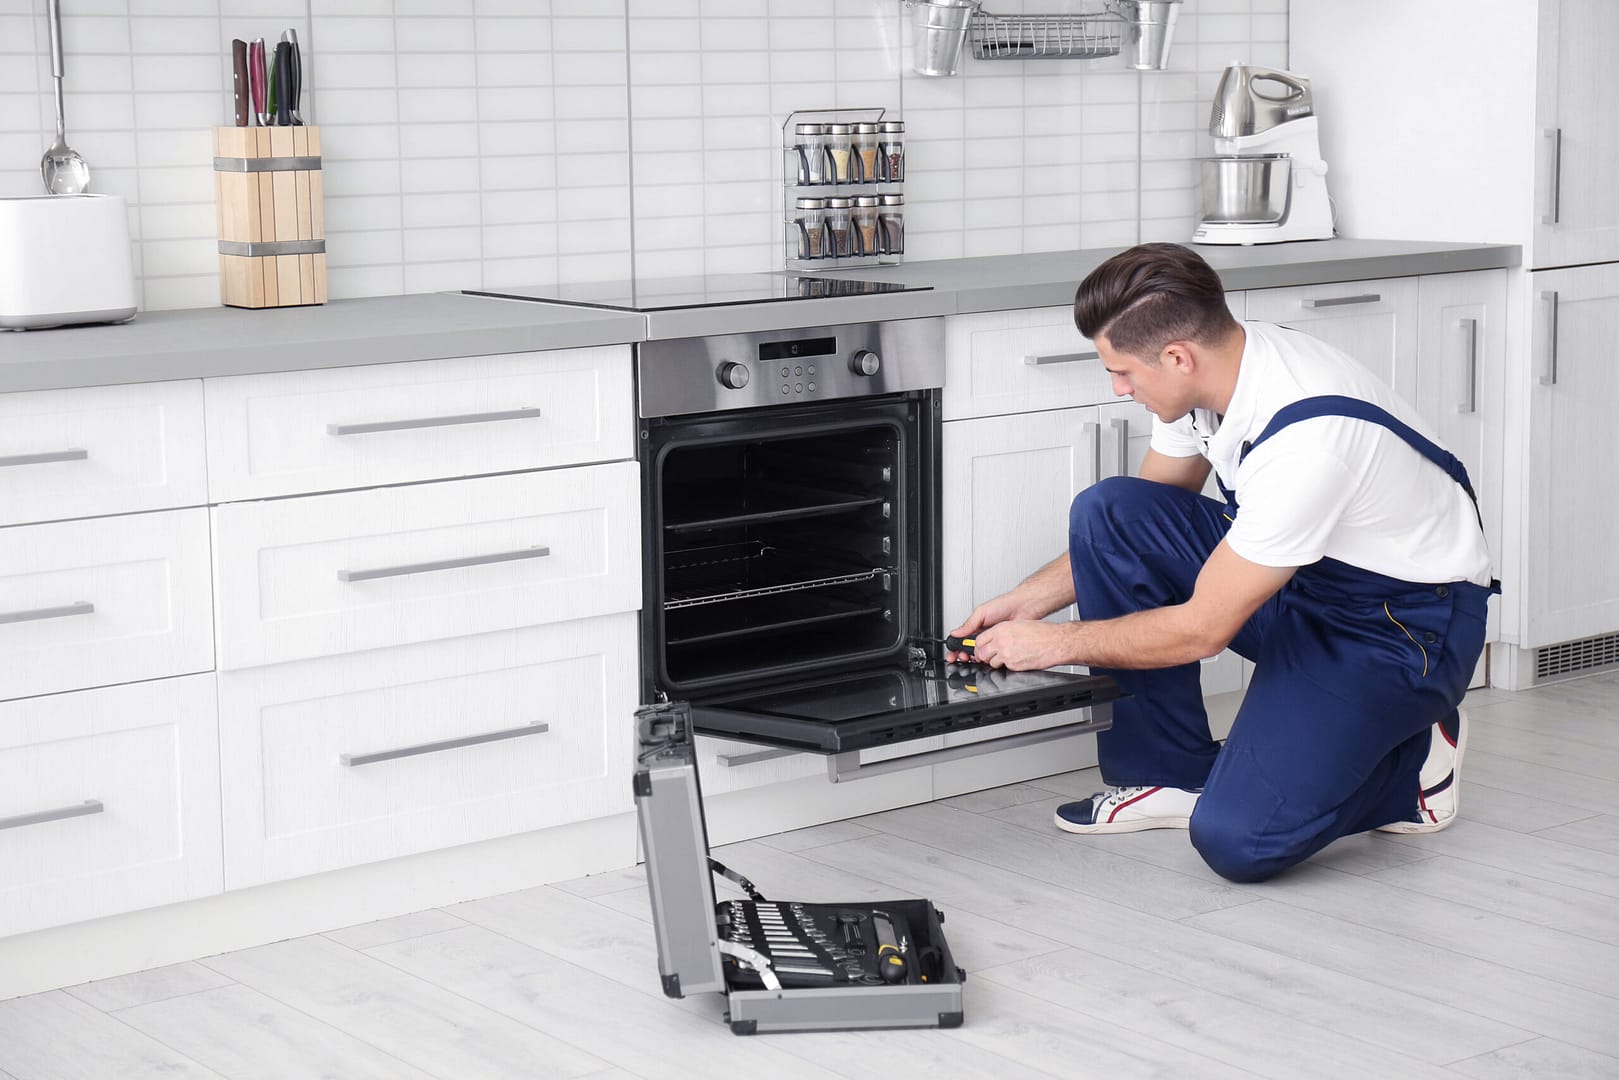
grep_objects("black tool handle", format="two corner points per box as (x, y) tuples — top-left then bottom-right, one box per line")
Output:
(286, 31), (302, 124)
(274, 41), (292, 125)
(230, 39), (248, 126)
(945, 635), (976, 657)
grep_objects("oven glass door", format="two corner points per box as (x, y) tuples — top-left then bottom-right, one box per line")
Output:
(687, 660), (1118, 754)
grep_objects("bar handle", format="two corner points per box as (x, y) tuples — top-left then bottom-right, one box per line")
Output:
(1541, 127), (1562, 226)
(1025, 350), (1100, 366)
(0, 600), (94, 626)
(1458, 317), (1479, 415)
(1110, 417), (1130, 478)
(1082, 421), (1101, 486)
(1539, 291), (1559, 386)
(0, 448), (88, 468)
(1301, 294), (1381, 309)
(340, 721), (549, 767)
(716, 747), (800, 768)
(0, 799), (103, 832)
(327, 407), (543, 437)
(338, 546), (550, 583)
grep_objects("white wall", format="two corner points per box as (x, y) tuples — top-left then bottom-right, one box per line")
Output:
(0, 0), (1287, 311)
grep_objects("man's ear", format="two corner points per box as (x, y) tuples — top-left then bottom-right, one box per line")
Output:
(1161, 341), (1196, 373)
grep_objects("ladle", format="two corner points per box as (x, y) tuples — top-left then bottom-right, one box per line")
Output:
(40, 0), (91, 195)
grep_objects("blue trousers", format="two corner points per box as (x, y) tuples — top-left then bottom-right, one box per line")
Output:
(1069, 476), (1489, 883)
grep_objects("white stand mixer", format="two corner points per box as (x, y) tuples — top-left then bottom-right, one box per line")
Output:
(1192, 64), (1334, 245)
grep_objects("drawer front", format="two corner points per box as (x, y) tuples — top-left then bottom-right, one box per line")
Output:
(0, 381), (207, 527)
(218, 613), (638, 887)
(943, 308), (1112, 420)
(204, 345), (634, 501)
(212, 462), (640, 669)
(0, 509), (215, 701)
(0, 675), (223, 938)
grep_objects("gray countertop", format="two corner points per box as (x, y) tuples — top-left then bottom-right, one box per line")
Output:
(0, 238), (1520, 394)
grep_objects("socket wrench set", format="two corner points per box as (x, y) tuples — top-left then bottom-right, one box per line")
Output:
(633, 701), (965, 1035)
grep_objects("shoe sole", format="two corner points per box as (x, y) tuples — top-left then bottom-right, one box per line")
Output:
(1379, 706), (1469, 835)
(1053, 811), (1191, 835)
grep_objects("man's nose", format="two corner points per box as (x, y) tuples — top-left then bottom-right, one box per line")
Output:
(1111, 375), (1132, 397)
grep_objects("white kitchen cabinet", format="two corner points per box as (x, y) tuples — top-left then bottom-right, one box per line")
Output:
(942, 307), (1109, 420)
(1245, 277), (1420, 403)
(1533, 0), (1619, 268)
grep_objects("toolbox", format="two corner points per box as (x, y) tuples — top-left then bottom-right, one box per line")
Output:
(633, 700), (967, 1035)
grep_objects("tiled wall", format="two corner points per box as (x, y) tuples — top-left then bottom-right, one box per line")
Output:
(0, 0), (1286, 311)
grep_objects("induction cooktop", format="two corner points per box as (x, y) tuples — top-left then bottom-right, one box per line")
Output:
(465, 273), (929, 313)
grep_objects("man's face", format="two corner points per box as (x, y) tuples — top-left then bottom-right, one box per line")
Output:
(1095, 334), (1192, 421)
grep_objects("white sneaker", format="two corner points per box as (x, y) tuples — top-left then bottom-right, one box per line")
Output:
(1053, 785), (1201, 834)
(1378, 706), (1468, 835)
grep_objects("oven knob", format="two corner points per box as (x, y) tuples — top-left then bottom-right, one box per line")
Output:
(850, 349), (881, 377)
(716, 361), (750, 390)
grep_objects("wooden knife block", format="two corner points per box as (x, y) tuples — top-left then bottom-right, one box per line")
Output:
(213, 125), (326, 308)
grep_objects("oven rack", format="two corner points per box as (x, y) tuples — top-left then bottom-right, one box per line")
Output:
(664, 565), (891, 611)
(663, 483), (888, 534)
(665, 592), (889, 646)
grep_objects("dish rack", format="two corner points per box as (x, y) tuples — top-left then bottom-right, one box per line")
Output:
(969, 7), (1127, 60)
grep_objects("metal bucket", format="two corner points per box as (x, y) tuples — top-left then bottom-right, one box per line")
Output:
(1119, 0), (1181, 71)
(911, 0), (978, 77)
(1200, 155), (1291, 224)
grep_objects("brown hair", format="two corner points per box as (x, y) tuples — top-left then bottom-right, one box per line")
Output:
(1073, 242), (1239, 360)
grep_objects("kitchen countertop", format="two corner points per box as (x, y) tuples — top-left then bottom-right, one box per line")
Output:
(0, 238), (1520, 394)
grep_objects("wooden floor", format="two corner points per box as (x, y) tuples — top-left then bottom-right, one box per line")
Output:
(4, 672), (1618, 1080)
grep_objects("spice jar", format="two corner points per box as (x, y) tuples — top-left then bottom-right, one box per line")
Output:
(793, 122), (828, 185)
(825, 123), (854, 184)
(794, 196), (827, 259)
(878, 120), (905, 182)
(853, 122), (880, 183)
(878, 193), (904, 255)
(826, 197), (854, 257)
(853, 195), (880, 256)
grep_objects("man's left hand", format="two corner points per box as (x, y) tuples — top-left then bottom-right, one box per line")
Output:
(970, 619), (1076, 671)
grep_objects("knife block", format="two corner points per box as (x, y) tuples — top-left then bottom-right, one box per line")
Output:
(213, 125), (326, 308)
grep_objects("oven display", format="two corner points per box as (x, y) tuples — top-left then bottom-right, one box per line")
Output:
(759, 337), (836, 362)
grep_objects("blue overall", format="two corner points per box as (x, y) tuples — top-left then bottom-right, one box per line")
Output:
(1068, 395), (1497, 883)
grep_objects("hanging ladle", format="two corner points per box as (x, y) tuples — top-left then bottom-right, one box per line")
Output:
(40, 0), (91, 195)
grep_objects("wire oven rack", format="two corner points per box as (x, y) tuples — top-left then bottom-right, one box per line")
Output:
(969, 7), (1126, 60)
(664, 541), (890, 611)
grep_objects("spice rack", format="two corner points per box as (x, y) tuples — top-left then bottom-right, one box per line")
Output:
(782, 108), (905, 273)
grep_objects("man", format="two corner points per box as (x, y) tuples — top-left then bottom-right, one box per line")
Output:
(948, 243), (1497, 883)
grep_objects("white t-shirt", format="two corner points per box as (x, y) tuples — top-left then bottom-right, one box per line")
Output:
(1149, 321), (1494, 587)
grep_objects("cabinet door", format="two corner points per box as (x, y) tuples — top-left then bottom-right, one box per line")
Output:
(1245, 277), (1420, 402)
(1534, 0), (1619, 267)
(1415, 272), (1504, 496)
(1524, 264), (1619, 646)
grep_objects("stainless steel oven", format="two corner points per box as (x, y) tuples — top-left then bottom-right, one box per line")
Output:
(637, 317), (1118, 781)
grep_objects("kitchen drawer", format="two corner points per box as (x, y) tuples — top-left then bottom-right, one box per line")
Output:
(0, 675), (223, 938)
(218, 613), (638, 887)
(204, 345), (634, 501)
(1244, 277), (1419, 402)
(212, 462), (640, 669)
(943, 308), (1113, 420)
(0, 509), (214, 701)
(0, 381), (207, 527)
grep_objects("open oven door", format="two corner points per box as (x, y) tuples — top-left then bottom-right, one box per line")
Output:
(683, 653), (1120, 782)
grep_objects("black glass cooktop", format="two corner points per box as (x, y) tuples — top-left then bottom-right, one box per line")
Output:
(466, 273), (928, 313)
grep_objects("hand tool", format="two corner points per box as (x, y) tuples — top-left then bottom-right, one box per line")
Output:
(249, 39), (268, 126)
(871, 910), (908, 984)
(281, 29), (304, 125)
(273, 41), (293, 126)
(230, 39), (248, 126)
(945, 634), (976, 657)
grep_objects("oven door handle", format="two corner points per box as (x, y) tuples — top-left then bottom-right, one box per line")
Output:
(825, 703), (1113, 782)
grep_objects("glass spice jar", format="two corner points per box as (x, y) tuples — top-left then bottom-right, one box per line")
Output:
(793, 122), (828, 185)
(826, 197), (854, 257)
(794, 196), (827, 259)
(878, 120), (905, 182)
(878, 193), (904, 255)
(853, 195), (880, 256)
(853, 122), (880, 183)
(825, 123), (854, 184)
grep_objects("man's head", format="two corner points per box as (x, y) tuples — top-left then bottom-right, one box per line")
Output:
(1073, 243), (1242, 421)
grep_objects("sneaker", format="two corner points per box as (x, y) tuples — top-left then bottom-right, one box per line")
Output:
(1378, 706), (1468, 835)
(1054, 785), (1201, 834)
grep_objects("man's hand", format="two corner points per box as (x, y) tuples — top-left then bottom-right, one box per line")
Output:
(969, 619), (1076, 671)
(947, 594), (1038, 662)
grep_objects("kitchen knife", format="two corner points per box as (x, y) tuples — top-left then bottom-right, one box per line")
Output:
(230, 38), (248, 126)
(267, 43), (278, 122)
(283, 28), (303, 125)
(249, 38), (267, 126)
(274, 41), (292, 126)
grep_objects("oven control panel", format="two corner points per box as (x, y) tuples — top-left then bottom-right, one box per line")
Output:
(638, 318), (943, 418)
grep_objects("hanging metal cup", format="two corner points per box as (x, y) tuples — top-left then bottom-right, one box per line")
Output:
(910, 0), (979, 77)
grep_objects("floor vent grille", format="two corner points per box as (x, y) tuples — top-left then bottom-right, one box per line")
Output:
(1536, 632), (1619, 681)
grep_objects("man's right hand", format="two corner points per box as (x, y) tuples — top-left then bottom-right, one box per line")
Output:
(947, 593), (1034, 662)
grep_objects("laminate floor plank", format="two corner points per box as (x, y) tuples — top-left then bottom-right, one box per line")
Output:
(199, 935), (611, 1079)
(1379, 818), (1619, 900)
(1453, 781), (1599, 833)
(364, 924), (836, 1080)
(0, 991), (223, 1080)
(1186, 899), (1619, 1057)
(322, 908), (469, 951)
(63, 962), (234, 1013)
(1468, 718), (1619, 783)
(939, 782), (1064, 814)
(1535, 813), (1619, 856)
(550, 865), (649, 899)
(1448, 1036), (1619, 1079)
(111, 984), (438, 1080)
(1465, 695), (1619, 752)
(1458, 749), (1619, 816)
(754, 819), (878, 853)
(1367, 854), (1619, 947)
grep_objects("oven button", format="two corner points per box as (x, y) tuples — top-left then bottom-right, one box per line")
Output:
(850, 349), (881, 377)
(717, 361), (750, 390)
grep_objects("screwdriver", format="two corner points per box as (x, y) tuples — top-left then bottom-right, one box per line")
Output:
(945, 635), (976, 658)
(871, 911), (908, 984)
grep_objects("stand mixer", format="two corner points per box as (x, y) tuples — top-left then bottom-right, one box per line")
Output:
(1192, 64), (1334, 245)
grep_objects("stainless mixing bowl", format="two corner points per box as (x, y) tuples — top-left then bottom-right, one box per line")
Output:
(1199, 154), (1290, 224)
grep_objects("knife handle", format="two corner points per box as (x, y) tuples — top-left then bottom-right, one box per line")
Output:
(285, 28), (303, 124)
(249, 39), (267, 126)
(274, 41), (292, 126)
(230, 39), (248, 126)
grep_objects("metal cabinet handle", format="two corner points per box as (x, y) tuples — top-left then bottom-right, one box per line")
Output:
(1301, 294), (1381, 309)
(340, 721), (549, 767)
(716, 747), (799, 767)
(0, 799), (103, 832)
(1024, 350), (1099, 366)
(326, 406), (543, 436)
(1540, 291), (1559, 386)
(1542, 127), (1562, 226)
(1458, 317), (1479, 414)
(0, 600), (94, 626)
(338, 546), (550, 583)
(1082, 421), (1101, 485)
(1110, 417), (1130, 478)
(0, 448), (88, 468)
